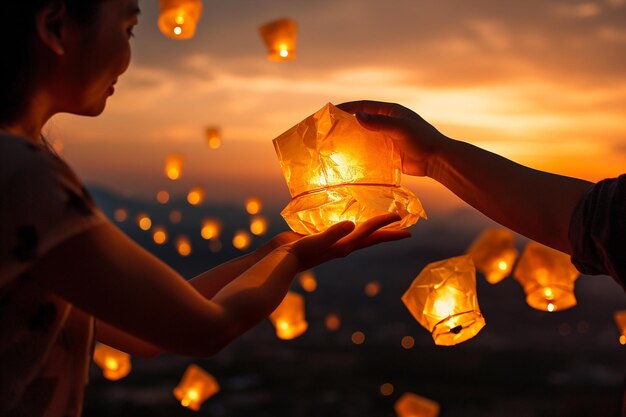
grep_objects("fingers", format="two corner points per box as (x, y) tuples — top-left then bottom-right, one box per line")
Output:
(337, 100), (400, 116)
(298, 220), (355, 251)
(337, 213), (401, 244)
(354, 229), (412, 250)
(354, 112), (412, 137)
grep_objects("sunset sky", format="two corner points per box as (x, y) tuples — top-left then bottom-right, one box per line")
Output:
(48, 0), (626, 212)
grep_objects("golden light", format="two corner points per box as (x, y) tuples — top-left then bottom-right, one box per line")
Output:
(269, 291), (308, 340)
(401, 335), (415, 349)
(467, 228), (518, 284)
(173, 364), (219, 411)
(245, 197), (262, 215)
(351, 331), (366, 345)
(165, 153), (183, 180)
(325, 313), (341, 331)
(364, 281), (381, 297)
(187, 187), (205, 206)
(201, 218), (222, 240)
(298, 270), (317, 292)
(614, 311), (626, 345)
(205, 126), (221, 149)
(169, 209), (182, 224)
(380, 383), (394, 396)
(249, 215), (268, 236)
(113, 208), (128, 222)
(176, 235), (192, 256)
(136, 213), (152, 231)
(93, 343), (131, 381)
(394, 392), (440, 417)
(513, 242), (579, 312)
(258, 18), (297, 61)
(232, 230), (251, 250)
(158, 0), (202, 40)
(152, 226), (168, 245)
(273, 103), (426, 234)
(402, 255), (486, 346)
(156, 190), (170, 204)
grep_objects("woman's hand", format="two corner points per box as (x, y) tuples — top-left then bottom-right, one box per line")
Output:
(279, 213), (411, 271)
(337, 100), (449, 177)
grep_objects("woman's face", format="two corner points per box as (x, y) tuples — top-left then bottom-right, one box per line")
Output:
(52, 0), (140, 116)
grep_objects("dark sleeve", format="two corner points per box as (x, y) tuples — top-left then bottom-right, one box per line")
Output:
(568, 174), (626, 289)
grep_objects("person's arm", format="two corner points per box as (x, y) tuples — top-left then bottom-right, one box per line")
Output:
(31, 214), (408, 358)
(337, 100), (593, 253)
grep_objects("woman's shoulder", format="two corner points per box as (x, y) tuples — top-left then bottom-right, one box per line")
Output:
(0, 133), (56, 177)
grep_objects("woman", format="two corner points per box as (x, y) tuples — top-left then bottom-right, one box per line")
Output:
(0, 2), (410, 416)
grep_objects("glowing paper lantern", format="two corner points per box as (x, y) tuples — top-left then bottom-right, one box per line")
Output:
(467, 228), (518, 284)
(200, 218), (222, 240)
(187, 187), (205, 206)
(273, 103), (426, 235)
(513, 242), (579, 312)
(165, 154), (183, 180)
(205, 126), (221, 149)
(158, 0), (203, 40)
(298, 270), (317, 292)
(232, 230), (251, 250)
(173, 364), (219, 411)
(93, 343), (131, 381)
(395, 392), (440, 417)
(136, 213), (152, 231)
(614, 311), (626, 345)
(176, 235), (192, 256)
(245, 197), (262, 215)
(402, 255), (485, 346)
(269, 291), (308, 340)
(249, 215), (268, 236)
(258, 18), (297, 61)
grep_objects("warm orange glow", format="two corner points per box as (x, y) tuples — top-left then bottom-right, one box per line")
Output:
(136, 213), (152, 231)
(232, 230), (251, 250)
(249, 215), (268, 236)
(364, 281), (381, 297)
(156, 190), (170, 204)
(621, 335), (626, 345)
(380, 383), (394, 396)
(152, 226), (168, 244)
(269, 291), (308, 340)
(325, 313), (341, 331)
(614, 311), (626, 345)
(258, 18), (298, 61)
(245, 197), (262, 215)
(200, 218), (222, 240)
(113, 208), (128, 222)
(205, 127), (221, 149)
(176, 236), (192, 256)
(401, 335), (415, 349)
(165, 153), (183, 180)
(173, 364), (219, 411)
(158, 0), (202, 40)
(298, 270), (317, 292)
(169, 210), (182, 224)
(351, 331), (366, 345)
(93, 343), (131, 381)
(467, 228), (518, 284)
(187, 187), (205, 206)
(395, 392), (440, 417)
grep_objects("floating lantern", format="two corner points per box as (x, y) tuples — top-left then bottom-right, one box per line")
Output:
(395, 392), (440, 417)
(187, 187), (205, 206)
(245, 197), (262, 215)
(158, 0), (203, 40)
(513, 242), (579, 312)
(232, 230), (251, 250)
(269, 291), (308, 340)
(298, 270), (317, 292)
(467, 228), (518, 284)
(93, 343), (131, 381)
(273, 103), (426, 235)
(136, 213), (152, 231)
(205, 126), (221, 149)
(365, 281), (381, 297)
(200, 218), (222, 240)
(165, 153), (183, 180)
(402, 255), (485, 346)
(156, 190), (170, 204)
(152, 226), (168, 245)
(176, 235), (192, 256)
(249, 215), (268, 236)
(614, 311), (626, 345)
(325, 313), (341, 331)
(173, 364), (219, 411)
(113, 208), (128, 222)
(258, 18), (297, 61)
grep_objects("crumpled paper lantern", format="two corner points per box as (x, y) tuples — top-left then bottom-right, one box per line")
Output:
(394, 392), (440, 417)
(258, 18), (297, 61)
(402, 255), (485, 346)
(467, 228), (518, 284)
(273, 103), (426, 235)
(614, 311), (626, 345)
(173, 364), (219, 411)
(269, 291), (308, 340)
(158, 0), (202, 39)
(513, 242), (579, 312)
(93, 343), (131, 381)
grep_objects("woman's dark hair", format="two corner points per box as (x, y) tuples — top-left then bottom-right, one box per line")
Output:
(0, 0), (103, 126)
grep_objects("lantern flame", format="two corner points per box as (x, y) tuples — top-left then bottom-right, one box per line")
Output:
(258, 18), (298, 61)
(158, 0), (202, 40)
(173, 364), (219, 411)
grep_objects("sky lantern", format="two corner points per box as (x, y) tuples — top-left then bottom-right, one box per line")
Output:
(258, 18), (297, 61)
(466, 227), (518, 284)
(232, 230), (252, 250)
(152, 226), (168, 244)
(173, 364), (220, 411)
(245, 197), (262, 215)
(513, 242), (579, 312)
(273, 103), (426, 235)
(136, 212), (152, 231)
(614, 311), (626, 345)
(298, 270), (317, 292)
(176, 235), (192, 256)
(187, 186), (205, 206)
(93, 343), (132, 381)
(269, 291), (308, 340)
(158, 0), (203, 40)
(402, 255), (486, 346)
(165, 153), (183, 180)
(249, 215), (268, 236)
(205, 126), (221, 149)
(200, 218), (222, 240)
(394, 392), (440, 417)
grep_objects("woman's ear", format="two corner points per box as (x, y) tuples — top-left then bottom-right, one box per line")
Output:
(35, 0), (68, 56)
